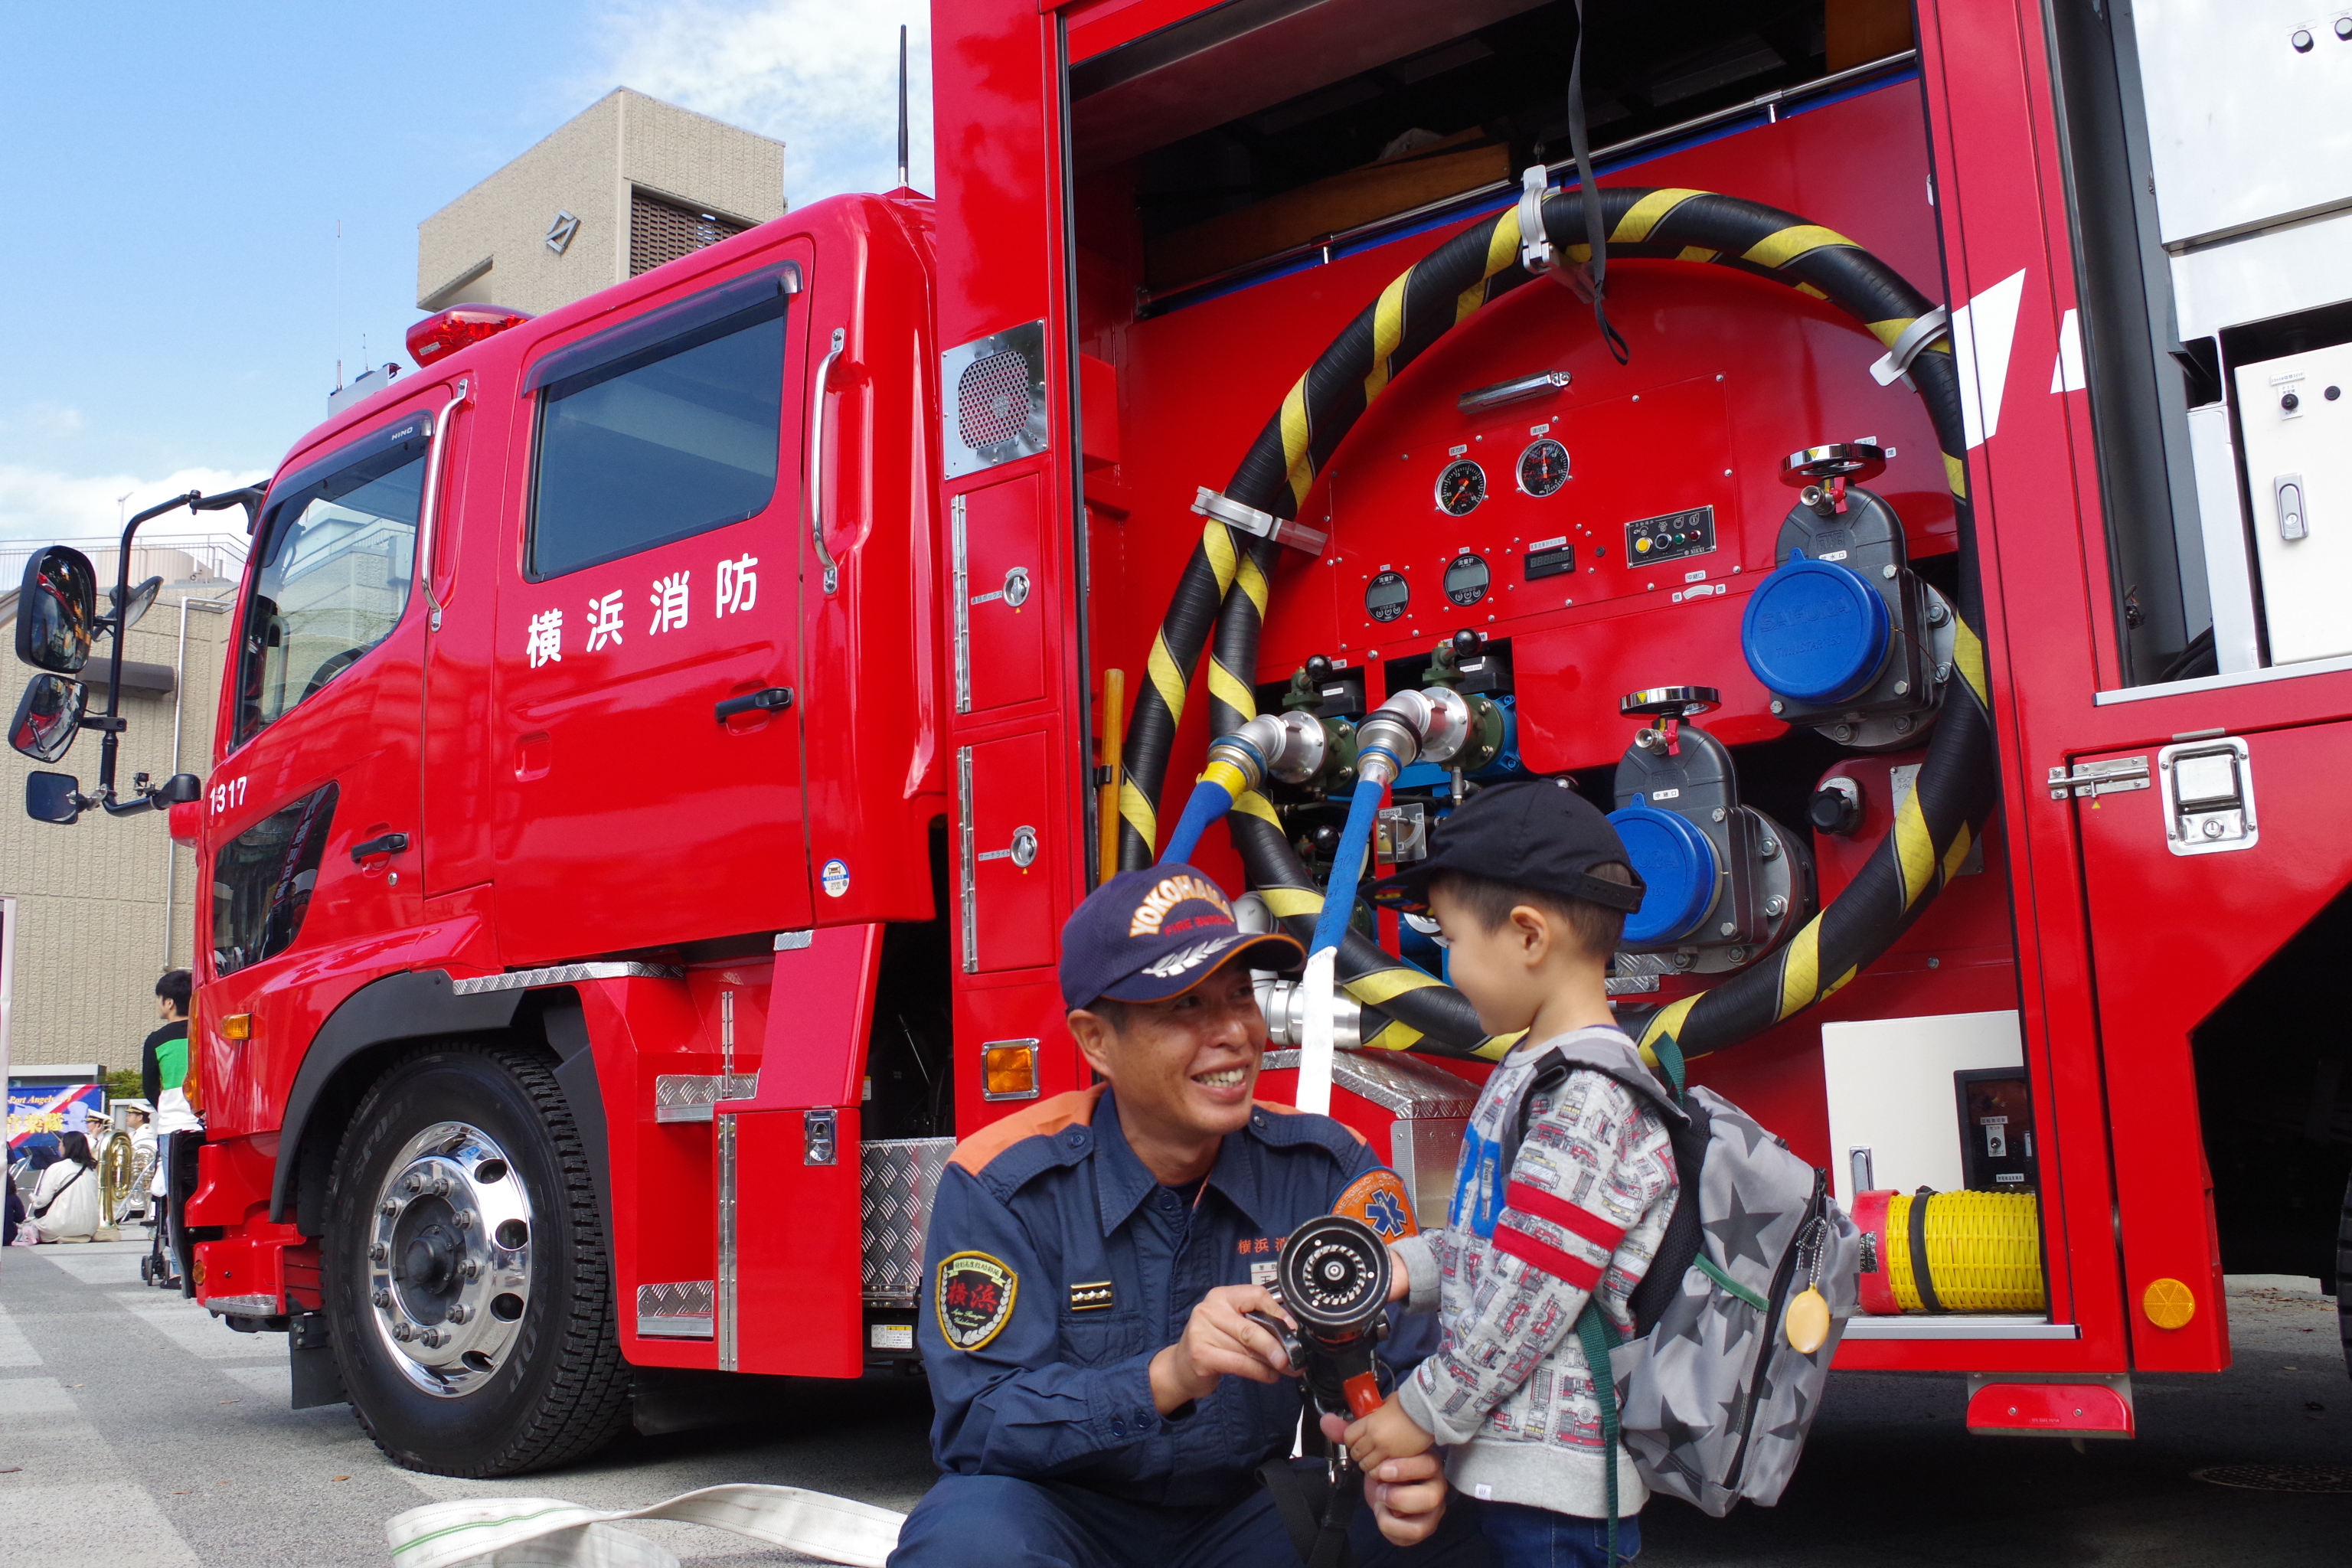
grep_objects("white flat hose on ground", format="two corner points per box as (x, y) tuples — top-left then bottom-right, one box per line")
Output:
(387, 1484), (906, 1568)
(1298, 946), (1338, 1115)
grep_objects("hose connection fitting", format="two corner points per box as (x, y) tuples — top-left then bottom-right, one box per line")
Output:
(1205, 711), (1330, 797)
(1354, 688), (1472, 789)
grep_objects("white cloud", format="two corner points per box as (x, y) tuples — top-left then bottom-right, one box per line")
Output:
(593, 0), (934, 207)
(0, 464), (270, 550)
(0, 403), (88, 440)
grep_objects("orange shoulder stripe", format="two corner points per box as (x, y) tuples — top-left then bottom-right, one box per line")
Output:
(949, 1084), (1108, 1174)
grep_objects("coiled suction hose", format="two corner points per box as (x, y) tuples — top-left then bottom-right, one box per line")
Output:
(1121, 185), (1998, 1067)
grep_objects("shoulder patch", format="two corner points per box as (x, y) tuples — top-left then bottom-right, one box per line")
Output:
(1334, 1168), (1418, 1242)
(949, 1085), (1107, 1176)
(936, 1251), (1018, 1351)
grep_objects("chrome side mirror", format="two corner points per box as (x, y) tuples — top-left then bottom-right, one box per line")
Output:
(25, 770), (84, 824)
(14, 546), (99, 674)
(9, 674), (87, 763)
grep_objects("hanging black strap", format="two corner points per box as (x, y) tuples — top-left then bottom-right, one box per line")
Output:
(1907, 1186), (1945, 1313)
(1260, 1439), (1358, 1568)
(1566, 0), (1630, 366)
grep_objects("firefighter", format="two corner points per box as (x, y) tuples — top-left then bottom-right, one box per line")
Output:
(891, 866), (1475, 1568)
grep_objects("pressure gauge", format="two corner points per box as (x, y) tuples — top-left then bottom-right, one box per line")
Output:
(1443, 553), (1491, 606)
(1365, 570), (1410, 623)
(1435, 459), (1486, 517)
(1517, 438), (1570, 497)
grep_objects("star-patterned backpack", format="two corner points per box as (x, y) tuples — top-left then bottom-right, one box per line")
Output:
(1497, 1030), (1860, 1553)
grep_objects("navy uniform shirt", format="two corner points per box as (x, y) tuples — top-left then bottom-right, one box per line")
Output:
(918, 1084), (1424, 1509)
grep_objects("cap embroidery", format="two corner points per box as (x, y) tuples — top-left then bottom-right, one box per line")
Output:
(1138, 936), (1232, 977)
(1129, 874), (1234, 937)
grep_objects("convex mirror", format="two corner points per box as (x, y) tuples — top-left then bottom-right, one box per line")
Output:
(25, 770), (83, 824)
(110, 574), (165, 635)
(9, 674), (87, 763)
(14, 546), (99, 674)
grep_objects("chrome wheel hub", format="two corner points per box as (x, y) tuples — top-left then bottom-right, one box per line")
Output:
(366, 1121), (533, 1397)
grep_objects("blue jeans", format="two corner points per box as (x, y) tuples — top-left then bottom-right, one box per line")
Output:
(890, 1465), (1488, 1568)
(1476, 1501), (1639, 1568)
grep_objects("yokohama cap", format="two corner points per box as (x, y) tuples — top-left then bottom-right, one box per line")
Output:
(1060, 864), (1305, 1012)
(1370, 776), (1646, 913)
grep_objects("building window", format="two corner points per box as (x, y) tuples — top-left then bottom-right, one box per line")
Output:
(630, 190), (751, 277)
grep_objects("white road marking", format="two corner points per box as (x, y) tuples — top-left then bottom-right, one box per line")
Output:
(34, 1246), (147, 1286)
(0, 1482), (204, 1567)
(0, 1305), (42, 1367)
(106, 1295), (281, 1361)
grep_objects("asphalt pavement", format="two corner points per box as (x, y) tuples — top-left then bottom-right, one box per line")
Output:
(5, 1240), (2349, 1566)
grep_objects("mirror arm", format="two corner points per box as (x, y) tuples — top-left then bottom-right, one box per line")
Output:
(94, 489), (203, 802)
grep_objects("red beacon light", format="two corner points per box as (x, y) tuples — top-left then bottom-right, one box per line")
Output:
(406, 303), (534, 368)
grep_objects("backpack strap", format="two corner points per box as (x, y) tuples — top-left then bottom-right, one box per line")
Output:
(1574, 1298), (1631, 1567)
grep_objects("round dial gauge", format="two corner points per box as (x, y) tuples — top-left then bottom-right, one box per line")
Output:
(1517, 437), (1570, 496)
(1443, 553), (1491, 607)
(1364, 570), (1410, 623)
(1435, 459), (1487, 517)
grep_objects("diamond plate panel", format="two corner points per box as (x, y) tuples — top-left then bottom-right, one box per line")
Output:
(861, 1138), (956, 1306)
(636, 1279), (715, 1338)
(653, 1073), (760, 1122)
(1260, 1048), (1478, 1119)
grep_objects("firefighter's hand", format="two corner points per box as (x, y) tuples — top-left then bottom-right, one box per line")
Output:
(1320, 1412), (1448, 1547)
(1341, 1391), (1434, 1470)
(1148, 1285), (1295, 1414)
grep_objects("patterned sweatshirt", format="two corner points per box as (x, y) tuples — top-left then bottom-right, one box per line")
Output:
(1389, 1024), (1679, 1519)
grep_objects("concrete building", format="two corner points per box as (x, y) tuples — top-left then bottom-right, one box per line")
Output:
(1, 544), (239, 1081)
(416, 88), (788, 318)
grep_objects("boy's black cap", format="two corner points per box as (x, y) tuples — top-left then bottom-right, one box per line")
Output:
(1370, 777), (1646, 913)
(1060, 864), (1305, 1012)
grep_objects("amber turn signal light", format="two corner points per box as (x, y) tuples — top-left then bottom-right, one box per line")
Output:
(982, 1040), (1039, 1101)
(221, 1013), (254, 1041)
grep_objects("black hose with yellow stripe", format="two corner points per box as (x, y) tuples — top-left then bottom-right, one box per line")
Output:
(1154, 184), (1994, 1064)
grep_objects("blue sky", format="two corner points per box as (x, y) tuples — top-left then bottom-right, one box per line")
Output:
(0, 0), (931, 548)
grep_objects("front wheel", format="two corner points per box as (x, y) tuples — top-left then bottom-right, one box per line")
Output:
(323, 1044), (629, 1475)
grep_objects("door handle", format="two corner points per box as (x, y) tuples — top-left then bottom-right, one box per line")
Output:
(809, 328), (847, 595)
(350, 831), (410, 864)
(715, 687), (793, 722)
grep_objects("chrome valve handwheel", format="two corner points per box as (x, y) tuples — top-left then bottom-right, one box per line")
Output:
(365, 1121), (534, 1398)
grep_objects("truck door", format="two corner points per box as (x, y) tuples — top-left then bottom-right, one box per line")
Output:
(494, 248), (818, 964)
(203, 397), (449, 1125)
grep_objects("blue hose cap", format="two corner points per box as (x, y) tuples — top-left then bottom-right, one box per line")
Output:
(1608, 802), (1717, 945)
(1740, 556), (1891, 704)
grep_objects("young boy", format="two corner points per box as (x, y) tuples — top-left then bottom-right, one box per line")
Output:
(1346, 776), (1681, 1567)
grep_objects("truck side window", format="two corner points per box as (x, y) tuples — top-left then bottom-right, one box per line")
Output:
(528, 291), (786, 580)
(235, 416), (430, 745)
(211, 781), (338, 976)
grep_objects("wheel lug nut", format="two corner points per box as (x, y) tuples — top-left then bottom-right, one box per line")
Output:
(404, 1174), (422, 1193)
(421, 1330), (445, 1349)
(463, 1260), (481, 1281)
(454, 1211), (473, 1230)
(372, 1289), (390, 1308)
(447, 1305), (470, 1324)
(368, 1243), (388, 1263)
(380, 1200), (399, 1217)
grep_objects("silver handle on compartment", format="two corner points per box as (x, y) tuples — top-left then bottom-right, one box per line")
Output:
(809, 328), (846, 594)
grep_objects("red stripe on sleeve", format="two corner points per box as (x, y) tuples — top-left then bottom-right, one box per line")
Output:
(1493, 1220), (1605, 1291)
(1504, 1180), (1626, 1251)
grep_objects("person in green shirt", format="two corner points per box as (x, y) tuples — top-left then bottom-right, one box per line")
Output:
(141, 969), (191, 1105)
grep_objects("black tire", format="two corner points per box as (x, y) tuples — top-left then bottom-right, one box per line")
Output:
(2339, 1167), (2352, 1380)
(323, 1043), (629, 1475)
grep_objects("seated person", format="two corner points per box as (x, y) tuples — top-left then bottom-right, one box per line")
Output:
(891, 865), (1478, 1568)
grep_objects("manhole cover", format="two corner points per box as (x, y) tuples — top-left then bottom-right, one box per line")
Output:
(2192, 1464), (2352, 1493)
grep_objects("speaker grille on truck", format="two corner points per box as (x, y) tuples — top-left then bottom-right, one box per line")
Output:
(941, 320), (1048, 479)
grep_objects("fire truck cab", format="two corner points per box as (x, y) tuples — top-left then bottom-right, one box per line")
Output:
(14, 0), (2350, 1481)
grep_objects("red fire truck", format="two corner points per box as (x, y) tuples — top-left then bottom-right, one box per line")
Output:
(11, 0), (2349, 1480)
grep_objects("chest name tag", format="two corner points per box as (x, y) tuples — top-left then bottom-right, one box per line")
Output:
(1068, 1280), (1115, 1313)
(938, 1252), (1019, 1351)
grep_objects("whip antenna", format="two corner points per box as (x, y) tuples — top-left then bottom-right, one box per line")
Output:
(896, 24), (910, 189)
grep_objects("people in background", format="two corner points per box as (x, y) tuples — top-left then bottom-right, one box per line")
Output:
(28, 1131), (102, 1243)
